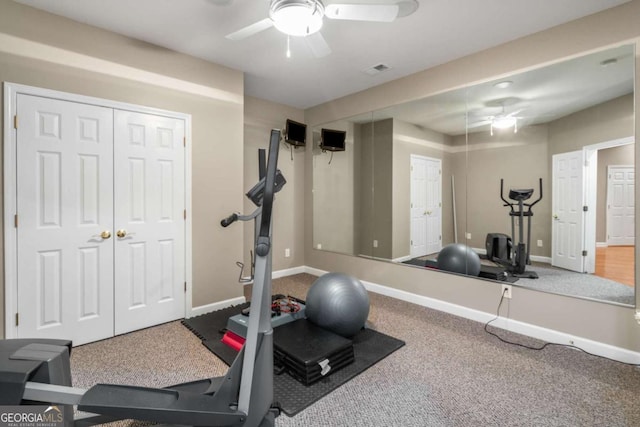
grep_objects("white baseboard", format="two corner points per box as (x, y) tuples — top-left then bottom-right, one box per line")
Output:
(596, 242), (608, 248)
(530, 255), (552, 264)
(300, 266), (640, 364)
(273, 265), (308, 279)
(189, 296), (245, 318)
(188, 266), (311, 318)
(191, 265), (640, 364)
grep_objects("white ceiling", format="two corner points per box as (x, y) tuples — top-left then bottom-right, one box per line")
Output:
(13, 0), (631, 109)
(361, 43), (635, 135)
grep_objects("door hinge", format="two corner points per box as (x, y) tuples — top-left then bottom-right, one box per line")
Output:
(15, 313), (19, 326)
(184, 209), (187, 220)
(183, 137), (186, 147)
(583, 206), (588, 212)
(14, 214), (18, 228)
(13, 115), (18, 129)
(184, 282), (187, 292)
(582, 250), (588, 256)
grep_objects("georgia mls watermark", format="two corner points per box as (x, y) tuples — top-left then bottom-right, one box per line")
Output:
(0, 406), (64, 427)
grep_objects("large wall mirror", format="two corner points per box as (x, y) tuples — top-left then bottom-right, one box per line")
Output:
(312, 43), (635, 306)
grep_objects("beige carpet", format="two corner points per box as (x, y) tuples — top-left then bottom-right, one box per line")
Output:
(70, 273), (640, 426)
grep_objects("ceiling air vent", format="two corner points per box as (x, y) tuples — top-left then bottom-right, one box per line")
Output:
(363, 63), (392, 76)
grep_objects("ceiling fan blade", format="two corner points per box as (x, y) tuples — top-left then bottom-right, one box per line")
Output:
(305, 32), (332, 58)
(325, 3), (400, 22)
(225, 18), (273, 41)
(467, 120), (492, 129)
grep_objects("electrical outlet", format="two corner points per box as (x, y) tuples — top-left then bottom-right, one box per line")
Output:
(501, 284), (512, 299)
(317, 243), (322, 250)
(465, 232), (472, 240)
(285, 248), (290, 258)
(373, 240), (378, 248)
(537, 239), (543, 247)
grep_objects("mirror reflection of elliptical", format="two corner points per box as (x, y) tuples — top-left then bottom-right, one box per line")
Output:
(311, 43), (635, 307)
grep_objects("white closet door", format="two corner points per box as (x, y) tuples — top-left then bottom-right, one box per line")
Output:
(607, 166), (635, 246)
(552, 150), (585, 272)
(424, 157), (442, 255)
(113, 110), (186, 335)
(410, 155), (442, 258)
(16, 94), (114, 345)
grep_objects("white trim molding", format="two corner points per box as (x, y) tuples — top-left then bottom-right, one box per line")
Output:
(0, 33), (243, 105)
(296, 266), (640, 365)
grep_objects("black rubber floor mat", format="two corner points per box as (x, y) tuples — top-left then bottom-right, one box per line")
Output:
(182, 303), (405, 416)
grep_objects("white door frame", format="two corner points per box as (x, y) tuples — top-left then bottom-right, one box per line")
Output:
(3, 82), (193, 339)
(582, 136), (634, 273)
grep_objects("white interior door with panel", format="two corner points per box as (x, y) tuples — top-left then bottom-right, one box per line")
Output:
(113, 110), (186, 335)
(16, 94), (115, 346)
(410, 155), (442, 258)
(425, 157), (442, 255)
(552, 150), (585, 272)
(607, 165), (635, 246)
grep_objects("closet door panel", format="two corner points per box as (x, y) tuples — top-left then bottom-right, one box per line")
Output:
(16, 94), (114, 345)
(113, 110), (185, 334)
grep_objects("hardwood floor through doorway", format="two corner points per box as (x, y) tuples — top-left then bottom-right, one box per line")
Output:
(595, 246), (634, 287)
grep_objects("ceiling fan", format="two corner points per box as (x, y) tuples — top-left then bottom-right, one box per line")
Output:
(468, 98), (526, 136)
(225, 0), (419, 58)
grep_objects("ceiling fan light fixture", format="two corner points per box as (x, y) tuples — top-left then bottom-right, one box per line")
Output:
(491, 116), (517, 129)
(270, 0), (325, 37)
(490, 116), (518, 136)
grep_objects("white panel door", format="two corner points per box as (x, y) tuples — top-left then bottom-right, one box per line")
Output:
(16, 94), (114, 345)
(552, 151), (585, 272)
(607, 166), (635, 246)
(410, 155), (442, 257)
(410, 156), (428, 258)
(425, 158), (442, 255)
(113, 110), (185, 335)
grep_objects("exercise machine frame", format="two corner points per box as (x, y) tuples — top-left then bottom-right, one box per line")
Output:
(487, 178), (542, 279)
(0, 129), (285, 427)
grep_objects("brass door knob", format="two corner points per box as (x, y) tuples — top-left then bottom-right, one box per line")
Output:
(116, 229), (127, 238)
(101, 230), (111, 239)
(553, 214), (559, 220)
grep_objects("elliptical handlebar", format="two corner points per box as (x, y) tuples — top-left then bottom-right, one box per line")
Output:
(500, 178), (543, 210)
(220, 213), (238, 227)
(527, 178), (543, 208)
(255, 129), (281, 257)
(499, 179), (515, 212)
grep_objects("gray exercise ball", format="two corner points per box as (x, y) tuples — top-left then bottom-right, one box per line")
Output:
(305, 272), (370, 337)
(437, 243), (481, 276)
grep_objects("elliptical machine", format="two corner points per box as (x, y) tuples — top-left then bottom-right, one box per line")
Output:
(0, 129), (285, 427)
(486, 178), (542, 279)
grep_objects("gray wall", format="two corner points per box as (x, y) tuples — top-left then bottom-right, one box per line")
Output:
(456, 125), (551, 257)
(304, 1), (640, 353)
(243, 96), (305, 271)
(392, 119), (454, 258)
(0, 1), (245, 335)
